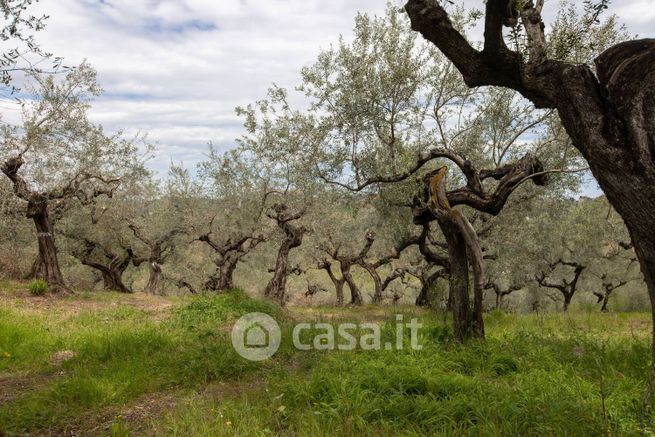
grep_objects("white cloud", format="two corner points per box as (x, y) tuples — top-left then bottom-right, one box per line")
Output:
(2, 0), (652, 176)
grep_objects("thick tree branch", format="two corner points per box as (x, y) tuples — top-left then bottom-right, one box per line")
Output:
(404, 0), (555, 107)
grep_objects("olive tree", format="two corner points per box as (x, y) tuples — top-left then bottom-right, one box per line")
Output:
(0, 64), (144, 293)
(293, 6), (578, 339)
(193, 148), (273, 292)
(403, 0), (655, 362)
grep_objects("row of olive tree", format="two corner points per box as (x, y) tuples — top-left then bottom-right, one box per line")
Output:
(0, 1), (645, 325)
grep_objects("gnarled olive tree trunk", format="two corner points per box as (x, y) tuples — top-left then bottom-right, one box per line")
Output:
(536, 260), (586, 312)
(342, 268), (363, 305)
(264, 204), (306, 305)
(31, 208), (67, 293)
(204, 257), (239, 292)
(264, 234), (304, 304)
(415, 269), (448, 308)
(361, 264), (405, 304)
(198, 228), (266, 293)
(363, 264), (384, 304)
(319, 230), (380, 306)
(82, 260), (131, 293)
(3, 154), (119, 294)
(129, 224), (186, 295)
(437, 215), (485, 341)
(74, 240), (135, 293)
(2, 156), (68, 292)
(144, 262), (162, 295)
(99, 267), (131, 293)
(319, 260), (346, 306)
(415, 280), (434, 307)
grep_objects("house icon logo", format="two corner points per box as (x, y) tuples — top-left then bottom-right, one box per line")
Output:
(231, 313), (281, 361)
(245, 321), (269, 347)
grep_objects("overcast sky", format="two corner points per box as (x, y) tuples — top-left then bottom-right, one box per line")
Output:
(9, 0), (655, 187)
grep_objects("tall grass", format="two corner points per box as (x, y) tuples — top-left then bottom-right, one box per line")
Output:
(0, 290), (285, 434)
(1, 289), (654, 435)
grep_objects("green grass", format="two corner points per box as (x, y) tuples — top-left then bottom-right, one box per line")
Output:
(1, 286), (654, 436)
(0, 289), (286, 434)
(155, 313), (655, 436)
(27, 279), (48, 296)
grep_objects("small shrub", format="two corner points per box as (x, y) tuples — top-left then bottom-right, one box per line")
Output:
(28, 279), (48, 296)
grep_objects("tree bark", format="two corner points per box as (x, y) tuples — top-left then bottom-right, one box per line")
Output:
(343, 269), (363, 305)
(265, 240), (294, 304)
(415, 270), (444, 308)
(76, 245), (133, 293)
(563, 294), (572, 312)
(144, 262), (162, 295)
(81, 263), (130, 293)
(364, 264), (384, 304)
(600, 293), (610, 313)
(415, 283), (431, 307)
(102, 269), (123, 292)
(27, 253), (45, 280)
(321, 261), (346, 306)
(32, 211), (68, 293)
(334, 280), (345, 306)
(105, 258), (131, 293)
(439, 216), (484, 341)
(264, 204), (306, 305)
(204, 258), (238, 292)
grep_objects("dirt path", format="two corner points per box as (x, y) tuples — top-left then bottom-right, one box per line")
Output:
(0, 372), (62, 406)
(0, 284), (176, 319)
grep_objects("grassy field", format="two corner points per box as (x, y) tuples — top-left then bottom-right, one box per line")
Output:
(1, 280), (654, 436)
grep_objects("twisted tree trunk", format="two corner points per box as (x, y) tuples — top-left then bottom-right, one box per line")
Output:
(320, 260), (346, 306)
(438, 216), (484, 341)
(536, 260), (585, 312)
(415, 272), (440, 307)
(363, 264), (384, 304)
(204, 258), (239, 292)
(3, 154), (119, 294)
(76, 243), (134, 293)
(264, 204), (306, 305)
(343, 269), (363, 305)
(101, 269), (130, 293)
(415, 284), (430, 307)
(32, 210), (68, 293)
(416, 280), (434, 307)
(84, 261), (131, 293)
(144, 262), (162, 295)
(265, 239), (296, 304)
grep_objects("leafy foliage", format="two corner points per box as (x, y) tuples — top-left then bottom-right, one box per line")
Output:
(27, 278), (46, 295)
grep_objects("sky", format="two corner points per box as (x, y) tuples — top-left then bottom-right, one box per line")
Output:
(5, 0), (655, 193)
